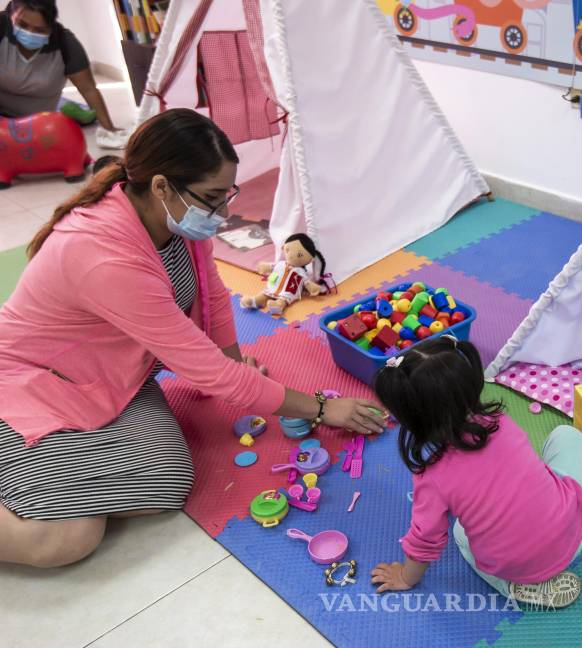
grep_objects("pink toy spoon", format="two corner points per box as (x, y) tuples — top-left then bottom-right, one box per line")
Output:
(286, 528), (348, 565)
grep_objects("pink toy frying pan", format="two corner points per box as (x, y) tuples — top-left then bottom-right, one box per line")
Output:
(286, 528), (348, 564)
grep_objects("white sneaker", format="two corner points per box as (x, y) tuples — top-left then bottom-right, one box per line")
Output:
(96, 126), (130, 150)
(508, 571), (581, 609)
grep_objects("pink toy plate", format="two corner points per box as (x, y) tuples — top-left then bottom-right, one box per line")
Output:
(286, 528), (348, 565)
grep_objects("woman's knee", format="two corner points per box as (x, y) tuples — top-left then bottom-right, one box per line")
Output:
(31, 517), (107, 568)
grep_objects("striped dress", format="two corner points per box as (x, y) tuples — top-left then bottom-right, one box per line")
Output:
(0, 235), (196, 520)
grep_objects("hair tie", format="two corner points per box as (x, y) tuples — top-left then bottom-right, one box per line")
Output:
(386, 355), (404, 368)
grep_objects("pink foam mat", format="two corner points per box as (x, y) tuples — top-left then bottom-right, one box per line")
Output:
(161, 327), (378, 536)
(495, 362), (581, 418)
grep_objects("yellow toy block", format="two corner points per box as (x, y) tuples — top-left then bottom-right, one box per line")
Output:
(364, 328), (380, 343)
(574, 385), (582, 432)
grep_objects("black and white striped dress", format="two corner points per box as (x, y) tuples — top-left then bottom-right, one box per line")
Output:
(0, 235), (196, 520)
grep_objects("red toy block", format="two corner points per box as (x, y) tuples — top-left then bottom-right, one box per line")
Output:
(450, 311), (465, 325)
(416, 326), (432, 339)
(338, 314), (368, 341)
(420, 304), (437, 319)
(389, 311), (406, 325)
(401, 291), (414, 301)
(371, 325), (399, 351)
(400, 340), (413, 349)
(377, 291), (392, 302)
(359, 311), (378, 330)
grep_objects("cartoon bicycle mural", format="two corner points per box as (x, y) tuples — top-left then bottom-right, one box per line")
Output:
(393, 0), (582, 61)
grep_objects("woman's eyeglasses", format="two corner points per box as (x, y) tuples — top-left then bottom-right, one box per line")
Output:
(181, 184), (240, 217)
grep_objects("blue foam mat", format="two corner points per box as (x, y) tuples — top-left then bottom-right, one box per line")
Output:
(230, 294), (288, 344)
(439, 213), (582, 301)
(216, 429), (522, 648)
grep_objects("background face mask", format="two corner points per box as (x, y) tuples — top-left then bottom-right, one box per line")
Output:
(13, 25), (50, 50)
(163, 191), (226, 241)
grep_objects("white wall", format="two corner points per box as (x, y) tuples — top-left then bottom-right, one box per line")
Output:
(57, 0), (126, 77)
(415, 59), (582, 205)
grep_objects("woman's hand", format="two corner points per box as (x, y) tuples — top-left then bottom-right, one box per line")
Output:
(371, 562), (414, 592)
(243, 355), (268, 376)
(323, 398), (386, 435)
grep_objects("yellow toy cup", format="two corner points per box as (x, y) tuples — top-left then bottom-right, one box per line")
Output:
(303, 473), (318, 489)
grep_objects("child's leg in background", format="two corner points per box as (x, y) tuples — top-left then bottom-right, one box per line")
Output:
(453, 521), (511, 596)
(542, 424), (582, 562)
(454, 424), (582, 596)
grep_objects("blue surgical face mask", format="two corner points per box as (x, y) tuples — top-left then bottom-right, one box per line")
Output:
(162, 187), (226, 241)
(12, 25), (50, 51)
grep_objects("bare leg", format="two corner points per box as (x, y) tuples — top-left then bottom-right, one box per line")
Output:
(109, 508), (165, 518)
(0, 503), (106, 568)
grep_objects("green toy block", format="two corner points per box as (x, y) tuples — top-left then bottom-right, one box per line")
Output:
(434, 287), (449, 296)
(392, 291), (403, 300)
(356, 337), (371, 350)
(410, 291), (429, 314)
(402, 314), (420, 331)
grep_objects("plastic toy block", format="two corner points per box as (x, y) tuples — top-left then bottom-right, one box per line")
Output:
(371, 325), (399, 351)
(575, 385), (582, 432)
(376, 299), (393, 318)
(429, 320), (445, 333)
(360, 311), (378, 330)
(401, 291), (414, 301)
(435, 287), (449, 295)
(364, 328), (379, 343)
(338, 314), (368, 341)
(392, 291), (403, 300)
(432, 291), (449, 310)
(410, 291), (430, 314)
(447, 295), (457, 309)
(450, 311), (465, 325)
(399, 326), (417, 341)
(396, 298), (411, 313)
(400, 339), (413, 349)
(420, 304), (437, 319)
(390, 311), (406, 325)
(416, 326), (431, 339)
(356, 337), (371, 350)
(369, 346), (386, 357)
(394, 283), (412, 291)
(392, 322), (403, 334)
(411, 281), (426, 291)
(377, 291), (392, 302)
(362, 300), (376, 312)
(418, 314), (434, 328)
(384, 346), (400, 358)
(402, 314), (420, 331)
(377, 318), (391, 330)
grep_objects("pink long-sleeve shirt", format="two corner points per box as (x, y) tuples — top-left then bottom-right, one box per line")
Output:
(401, 415), (582, 583)
(0, 184), (285, 446)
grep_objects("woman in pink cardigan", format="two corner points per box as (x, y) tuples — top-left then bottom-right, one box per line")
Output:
(0, 109), (385, 568)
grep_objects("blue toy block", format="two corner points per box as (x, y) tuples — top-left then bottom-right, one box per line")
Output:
(362, 300), (376, 312)
(432, 292), (449, 310)
(368, 347), (386, 357)
(419, 314), (435, 327)
(395, 283), (412, 292)
(376, 299), (393, 318)
(399, 326), (417, 341)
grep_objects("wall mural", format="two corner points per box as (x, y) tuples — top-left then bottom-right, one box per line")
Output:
(377, 0), (582, 88)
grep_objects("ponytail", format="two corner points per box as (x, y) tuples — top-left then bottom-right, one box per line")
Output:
(27, 161), (127, 259)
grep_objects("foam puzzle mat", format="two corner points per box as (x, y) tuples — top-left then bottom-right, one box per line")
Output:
(0, 198), (579, 647)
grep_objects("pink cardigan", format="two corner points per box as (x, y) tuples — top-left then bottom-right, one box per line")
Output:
(0, 184), (285, 446)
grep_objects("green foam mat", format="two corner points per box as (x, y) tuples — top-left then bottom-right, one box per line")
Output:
(0, 246), (27, 305)
(405, 198), (538, 261)
(482, 382), (571, 456)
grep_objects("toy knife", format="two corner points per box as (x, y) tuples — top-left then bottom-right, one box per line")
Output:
(342, 440), (355, 472)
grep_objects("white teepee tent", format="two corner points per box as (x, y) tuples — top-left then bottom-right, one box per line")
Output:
(139, 0), (489, 283)
(486, 244), (582, 376)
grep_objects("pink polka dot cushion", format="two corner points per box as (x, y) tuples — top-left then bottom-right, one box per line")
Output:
(495, 362), (580, 418)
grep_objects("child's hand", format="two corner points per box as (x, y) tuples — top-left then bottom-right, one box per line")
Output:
(371, 562), (414, 592)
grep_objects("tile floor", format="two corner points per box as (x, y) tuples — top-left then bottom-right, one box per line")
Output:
(0, 80), (329, 648)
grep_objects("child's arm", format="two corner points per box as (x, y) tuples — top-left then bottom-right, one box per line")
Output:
(371, 558), (430, 592)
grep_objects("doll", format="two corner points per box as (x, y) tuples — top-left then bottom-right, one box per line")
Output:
(240, 233), (327, 316)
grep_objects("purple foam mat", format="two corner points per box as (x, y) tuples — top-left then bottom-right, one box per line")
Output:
(383, 263), (534, 368)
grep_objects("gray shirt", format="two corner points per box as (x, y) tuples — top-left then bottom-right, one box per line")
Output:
(0, 11), (89, 117)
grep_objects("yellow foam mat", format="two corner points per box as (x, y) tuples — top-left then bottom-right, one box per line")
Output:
(217, 250), (431, 321)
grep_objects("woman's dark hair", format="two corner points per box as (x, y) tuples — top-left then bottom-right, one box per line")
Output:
(374, 336), (504, 474)
(92, 155), (123, 176)
(284, 233), (327, 283)
(28, 109), (239, 258)
(8, 0), (58, 26)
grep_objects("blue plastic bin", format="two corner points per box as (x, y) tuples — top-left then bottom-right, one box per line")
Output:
(319, 283), (477, 386)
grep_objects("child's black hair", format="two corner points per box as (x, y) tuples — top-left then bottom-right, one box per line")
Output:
(284, 233), (326, 284)
(92, 155), (123, 176)
(374, 336), (504, 474)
